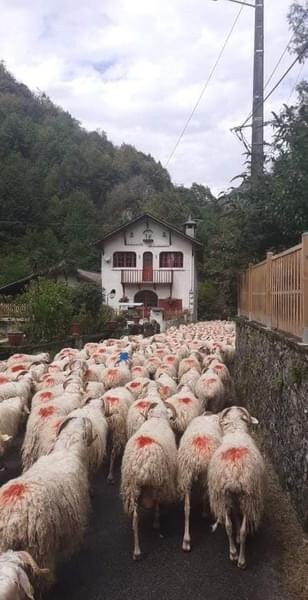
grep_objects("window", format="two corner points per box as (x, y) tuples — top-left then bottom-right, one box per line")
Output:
(159, 252), (183, 268)
(129, 231), (134, 238)
(113, 252), (136, 268)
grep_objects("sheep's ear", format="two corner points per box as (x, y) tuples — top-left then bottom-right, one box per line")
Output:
(250, 416), (259, 425)
(1, 434), (12, 443)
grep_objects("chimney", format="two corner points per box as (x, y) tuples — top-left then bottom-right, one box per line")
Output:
(184, 215), (197, 239)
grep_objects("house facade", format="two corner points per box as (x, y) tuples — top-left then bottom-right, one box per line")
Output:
(96, 213), (200, 319)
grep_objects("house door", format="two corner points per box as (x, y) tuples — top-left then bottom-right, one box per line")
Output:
(134, 290), (158, 317)
(143, 252), (153, 282)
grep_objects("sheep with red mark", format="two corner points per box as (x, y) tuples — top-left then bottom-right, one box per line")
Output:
(177, 413), (222, 551)
(125, 377), (151, 401)
(156, 372), (177, 400)
(0, 550), (48, 599)
(166, 387), (203, 439)
(126, 383), (163, 438)
(195, 369), (226, 412)
(131, 365), (149, 379)
(7, 353), (50, 367)
(208, 406), (265, 569)
(100, 365), (131, 389)
(178, 356), (201, 379)
(0, 374), (33, 404)
(144, 356), (161, 377)
(22, 378), (84, 470)
(121, 401), (177, 560)
(0, 416), (94, 588)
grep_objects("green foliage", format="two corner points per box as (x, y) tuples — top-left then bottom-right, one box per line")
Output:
(287, 1), (308, 62)
(71, 282), (102, 318)
(22, 279), (73, 341)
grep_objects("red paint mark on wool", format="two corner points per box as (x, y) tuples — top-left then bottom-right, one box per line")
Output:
(106, 396), (119, 405)
(108, 369), (117, 376)
(192, 436), (212, 451)
(11, 364), (27, 373)
(166, 356), (175, 362)
(0, 376), (9, 384)
(136, 400), (149, 410)
(179, 397), (192, 404)
(136, 435), (156, 448)
(53, 419), (63, 430)
(130, 381), (140, 388)
(38, 406), (55, 418)
(39, 391), (53, 401)
(161, 386), (170, 396)
(206, 378), (217, 385)
(1, 483), (28, 503)
(221, 447), (249, 462)
(44, 378), (55, 386)
(133, 367), (142, 371)
(214, 365), (224, 371)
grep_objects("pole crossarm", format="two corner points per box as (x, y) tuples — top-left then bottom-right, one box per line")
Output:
(211, 0), (255, 7)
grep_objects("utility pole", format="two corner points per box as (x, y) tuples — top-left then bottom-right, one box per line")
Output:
(251, 0), (264, 181)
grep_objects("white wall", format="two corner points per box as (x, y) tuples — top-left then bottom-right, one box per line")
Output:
(100, 217), (197, 314)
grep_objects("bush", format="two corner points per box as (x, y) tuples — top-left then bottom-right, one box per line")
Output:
(71, 283), (102, 318)
(22, 279), (73, 341)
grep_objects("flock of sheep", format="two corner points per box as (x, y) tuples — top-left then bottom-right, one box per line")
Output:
(0, 321), (265, 598)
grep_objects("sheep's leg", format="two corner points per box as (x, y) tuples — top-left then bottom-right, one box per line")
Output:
(234, 510), (241, 545)
(182, 491), (191, 552)
(132, 503), (141, 560)
(237, 514), (247, 569)
(107, 446), (116, 484)
(225, 511), (238, 563)
(153, 502), (160, 530)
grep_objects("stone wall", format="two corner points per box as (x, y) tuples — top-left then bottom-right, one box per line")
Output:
(234, 318), (308, 529)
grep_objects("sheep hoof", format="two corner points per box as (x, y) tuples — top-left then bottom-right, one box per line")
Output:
(182, 540), (191, 552)
(237, 560), (247, 570)
(133, 552), (142, 561)
(230, 551), (238, 563)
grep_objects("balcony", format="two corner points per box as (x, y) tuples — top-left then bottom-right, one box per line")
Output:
(120, 269), (173, 285)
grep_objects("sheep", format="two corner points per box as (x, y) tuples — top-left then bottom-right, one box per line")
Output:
(178, 356), (201, 379)
(156, 372), (177, 400)
(166, 387), (203, 440)
(66, 398), (109, 476)
(0, 416), (94, 587)
(177, 413), (222, 551)
(178, 367), (200, 394)
(131, 365), (149, 379)
(121, 401), (178, 560)
(125, 377), (151, 401)
(0, 550), (48, 600)
(195, 369), (225, 412)
(102, 388), (130, 483)
(0, 375), (33, 404)
(22, 379), (83, 470)
(6, 353), (49, 366)
(100, 365), (131, 389)
(208, 406), (265, 569)
(84, 381), (105, 400)
(0, 397), (29, 456)
(126, 384), (163, 439)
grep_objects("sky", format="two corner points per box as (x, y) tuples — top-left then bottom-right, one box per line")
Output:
(0, 0), (306, 195)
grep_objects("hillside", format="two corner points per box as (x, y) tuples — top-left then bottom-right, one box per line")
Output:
(0, 64), (214, 286)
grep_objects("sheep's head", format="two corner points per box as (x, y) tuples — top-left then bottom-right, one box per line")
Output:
(219, 406), (258, 432)
(0, 433), (12, 457)
(0, 550), (48, 600)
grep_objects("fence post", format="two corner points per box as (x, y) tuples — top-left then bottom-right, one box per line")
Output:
(237, 273), (241, 317)
(302, 232), (308, 343)
(248, 264), (253, 320)
(266, 251), (273, 328)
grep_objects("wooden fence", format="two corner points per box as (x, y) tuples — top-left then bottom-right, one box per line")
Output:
(238, 233), (308, 342)
(0, 303), (29, 319)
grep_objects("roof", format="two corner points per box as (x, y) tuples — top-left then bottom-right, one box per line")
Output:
(95, 212), (202, 248)
(0, 262), (101, 296)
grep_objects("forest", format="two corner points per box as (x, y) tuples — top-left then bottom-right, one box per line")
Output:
(0, 1), (307, 319)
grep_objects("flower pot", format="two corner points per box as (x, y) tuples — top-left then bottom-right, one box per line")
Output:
(8, 332), (24, 346)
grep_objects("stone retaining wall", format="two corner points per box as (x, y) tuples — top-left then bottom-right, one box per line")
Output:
(234, 318), (308, 529)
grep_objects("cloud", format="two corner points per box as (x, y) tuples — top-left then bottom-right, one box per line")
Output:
(0, 0), (304, 194)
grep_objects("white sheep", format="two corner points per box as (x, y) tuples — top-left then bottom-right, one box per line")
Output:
(178, 356), (201, 379)
(178, 367), (200, 394)
(208, 406), (265, 569)
(0, 375), (33, 404)
(0, 397), (29, 456)
(125, 377), (151, 401)
(126, 384), (163, 439)
(166, 387), (202, 440)
(0, 416), (94, 587)
(100, 365), (131, 389)
(121, 401), (177, 560)
(102, 387), (130, 483)
(0, 550), (48, 599)
(195, 369), (225, 412)
(177, 413), (222, 551)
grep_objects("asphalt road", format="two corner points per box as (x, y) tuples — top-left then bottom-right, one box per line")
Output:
(44, 462), (288, 600)
(0, 439), (288, 600)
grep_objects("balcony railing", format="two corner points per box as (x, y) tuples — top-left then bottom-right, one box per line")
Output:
(121, 269), (173, 285)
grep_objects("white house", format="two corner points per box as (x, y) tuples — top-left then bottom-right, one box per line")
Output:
(95, 213), (201, 320)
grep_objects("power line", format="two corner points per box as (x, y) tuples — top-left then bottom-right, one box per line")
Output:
(287, 62), (305, 102)
(164, 5), (244, 168)
(233, 51), (305, 132)
(263, 34), (294, 92)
